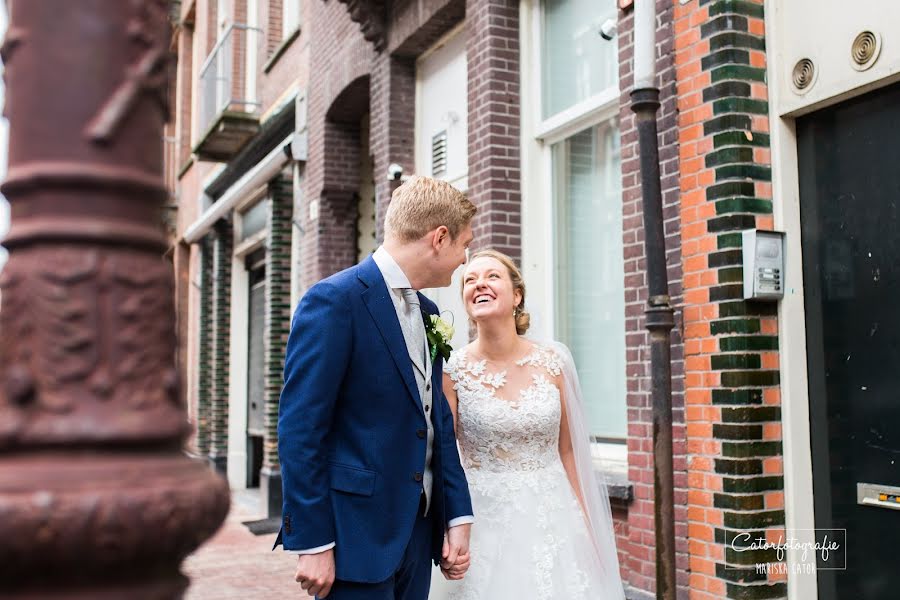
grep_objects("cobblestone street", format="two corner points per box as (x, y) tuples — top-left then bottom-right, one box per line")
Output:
(184, 491), (311, 599)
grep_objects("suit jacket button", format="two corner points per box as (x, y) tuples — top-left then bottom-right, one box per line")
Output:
(426, 383), (431, 391)
(414, 472), (423, 482)
(417, 429), (426, 439)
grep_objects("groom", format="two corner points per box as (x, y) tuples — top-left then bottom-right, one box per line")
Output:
(275, 175), (477, 599)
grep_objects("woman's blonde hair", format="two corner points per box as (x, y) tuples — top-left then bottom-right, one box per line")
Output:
(465, 249), (531, 335)
(384, 175), (477, 242)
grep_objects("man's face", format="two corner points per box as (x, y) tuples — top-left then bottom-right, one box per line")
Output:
(431, 223), (473, 288)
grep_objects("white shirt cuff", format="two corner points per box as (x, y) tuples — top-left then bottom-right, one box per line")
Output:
(285, 542), (336, 554)
(447, 516), (475, 528)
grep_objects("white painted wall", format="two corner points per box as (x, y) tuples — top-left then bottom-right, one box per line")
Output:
(417, 25), (470, 350)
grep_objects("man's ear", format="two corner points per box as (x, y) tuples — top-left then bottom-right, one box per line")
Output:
(432, 225), (450, 250)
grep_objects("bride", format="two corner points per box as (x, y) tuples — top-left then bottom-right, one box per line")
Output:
(430, 249), (625, 600)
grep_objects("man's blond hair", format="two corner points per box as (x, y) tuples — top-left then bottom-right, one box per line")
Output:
(384, 176), (477, 242)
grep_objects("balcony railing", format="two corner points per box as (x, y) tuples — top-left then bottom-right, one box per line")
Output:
(196, 23), (263, 161)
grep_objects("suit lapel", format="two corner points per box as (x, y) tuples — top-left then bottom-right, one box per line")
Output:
(358, 257), (424, 413)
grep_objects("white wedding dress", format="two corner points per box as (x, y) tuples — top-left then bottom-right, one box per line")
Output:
(429, 342), (625, 600)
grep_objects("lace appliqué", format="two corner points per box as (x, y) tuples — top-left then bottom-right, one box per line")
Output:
(444, 343), (594, 600)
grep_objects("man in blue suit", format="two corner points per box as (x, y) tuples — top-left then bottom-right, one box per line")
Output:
(276, 176), (476, 599)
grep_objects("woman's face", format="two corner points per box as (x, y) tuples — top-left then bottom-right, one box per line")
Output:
(462, 256), (522, 323)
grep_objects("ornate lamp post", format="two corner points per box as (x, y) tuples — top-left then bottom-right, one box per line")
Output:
(0, 2), (229, 597)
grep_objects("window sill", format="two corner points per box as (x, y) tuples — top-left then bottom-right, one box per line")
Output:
(264, 27), (301, 74)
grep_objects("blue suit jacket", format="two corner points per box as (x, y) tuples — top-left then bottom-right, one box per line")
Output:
(275, 255), (473, 583)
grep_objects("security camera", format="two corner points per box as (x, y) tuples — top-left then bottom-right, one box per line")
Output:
(387, 163), (404, 181)
(599, 18), (617, 41)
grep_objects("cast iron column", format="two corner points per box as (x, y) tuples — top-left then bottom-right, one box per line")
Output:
(0, 2), (230, 597)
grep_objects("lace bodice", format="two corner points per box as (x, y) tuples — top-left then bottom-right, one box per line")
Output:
(445, 343), (565, 474)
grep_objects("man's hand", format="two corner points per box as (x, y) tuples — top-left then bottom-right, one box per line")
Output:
(295, 549), (336, 598)
(440, 523), (472, 580)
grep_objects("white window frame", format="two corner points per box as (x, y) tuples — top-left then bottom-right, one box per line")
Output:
(283, 0), (301, 39)
(520, 0), (625, 473)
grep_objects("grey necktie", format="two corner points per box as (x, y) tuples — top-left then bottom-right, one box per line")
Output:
(400, 288), (426, 369)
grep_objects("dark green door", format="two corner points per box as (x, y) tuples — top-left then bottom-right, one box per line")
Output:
(798, 82), (900, 600)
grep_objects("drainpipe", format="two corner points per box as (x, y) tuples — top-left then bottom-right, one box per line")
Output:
(630, 1), (677, 599)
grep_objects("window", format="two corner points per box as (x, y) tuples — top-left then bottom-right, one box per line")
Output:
(552, 120), (625, 439)
(283, 0), (300, 39)
(541, 0), (617, 119)
(522, 0), (625, 442)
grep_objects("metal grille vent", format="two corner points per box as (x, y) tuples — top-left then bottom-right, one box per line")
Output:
(792, 58), (815, 92)
(851, 31), (880, 70)
(431, 130), (448, 177)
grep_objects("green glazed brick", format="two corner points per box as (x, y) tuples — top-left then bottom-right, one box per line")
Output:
(707, 180), (756, 200)
(716, 562), (768, 584)
(719, 267), (744, 284)
(716, 164), (772, 182)
(721, 406), (781, 423)
(712, 354), (762, 370)
(722, 475), (784, 494)
(722, 441), (783, 458)
(725, 546), (781, 566)
(704, 114), (752, 136)
(713, 97), (769, 116)
(714, 492), (765, 511)
(702, 48), (751, 71)
(716, 527), (766, 547)
(711, 64), (767, 84)
(706, 147), (754, 168)
(712, 388), (764, 405)
(713, 131), (771, 148)
(726, 583), (788, 600)
(709, 31), (766, 53)
(718, 232), (745, 249)
(710, 318), (761, 335)
(708, 214), (758, 233)
(703, 80), (752, 102)
(709, 249), (744, 268)
(715, 197), (773, 215)
(701, 14), (749, 38)
(708, 0), (765, 19)
(715, 458), (764, 475)
(719, 336), (779, 351)
(721, 370), (780, 387)
(710, 284), (745, 302)
(713, 423), (764, 440)
(724, 509), (785, 530)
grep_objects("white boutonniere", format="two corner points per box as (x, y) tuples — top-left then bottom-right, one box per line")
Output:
(422, 311), (454, 362)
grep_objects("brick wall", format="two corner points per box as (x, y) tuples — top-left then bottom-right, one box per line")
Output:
(674, 0), (785, 598)
(196, 238), (214, 456)
(264, 172), (294, 472)
(617, 2), (688, 596)
(209, 220), (233, 471)
(465, 0), (521, 260)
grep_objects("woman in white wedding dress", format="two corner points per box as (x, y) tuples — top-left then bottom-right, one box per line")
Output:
(430, 250), (625, 600)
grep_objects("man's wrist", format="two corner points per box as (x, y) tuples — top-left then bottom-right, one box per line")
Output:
(285, 542), (336, 555)
(447, 515), (474, 528)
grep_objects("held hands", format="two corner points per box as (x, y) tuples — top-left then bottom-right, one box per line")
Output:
(440, 523), (472, 580)
(295, 549), (336, 598)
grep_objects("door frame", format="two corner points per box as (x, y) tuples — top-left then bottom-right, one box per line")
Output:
(764, 2), (900, 597)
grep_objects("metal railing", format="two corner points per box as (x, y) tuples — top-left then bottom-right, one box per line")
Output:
(198, 23), (264, 137)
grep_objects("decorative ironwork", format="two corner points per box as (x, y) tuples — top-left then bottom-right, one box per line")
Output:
(0, 2), (229, 596)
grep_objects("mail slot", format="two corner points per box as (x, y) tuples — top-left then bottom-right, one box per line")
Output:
(857, 482), (900, 510)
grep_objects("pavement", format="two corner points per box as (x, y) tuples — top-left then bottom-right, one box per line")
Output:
(184, 490), (312, 599)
